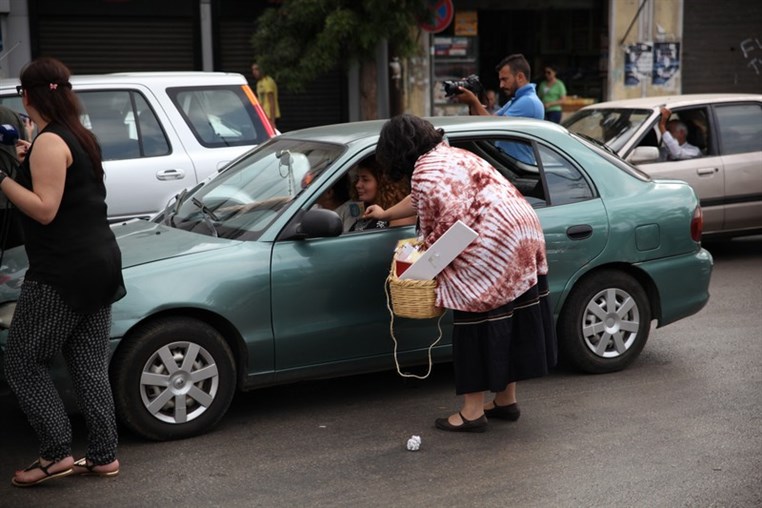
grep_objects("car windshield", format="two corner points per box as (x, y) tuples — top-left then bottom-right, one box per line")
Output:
(564, 108), (652, 153)
(165, 138), (345, 240)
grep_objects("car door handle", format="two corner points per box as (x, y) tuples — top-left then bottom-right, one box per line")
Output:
(696, 167), (718, 176)
(566, 224), (593, 240)
(156, 169), (186, 181)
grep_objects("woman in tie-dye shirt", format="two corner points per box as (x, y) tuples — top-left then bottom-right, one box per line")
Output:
(371, 114), (556, 433)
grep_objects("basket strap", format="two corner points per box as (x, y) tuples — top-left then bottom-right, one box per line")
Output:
(384, 275), (445, 380)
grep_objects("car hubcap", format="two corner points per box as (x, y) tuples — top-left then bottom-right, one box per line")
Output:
(140, 341), (220, 424)
(582, 288), (640, 358)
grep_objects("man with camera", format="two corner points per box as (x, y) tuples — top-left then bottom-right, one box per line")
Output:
(450, 53), (543, 121)
(450, 54), (543, 163)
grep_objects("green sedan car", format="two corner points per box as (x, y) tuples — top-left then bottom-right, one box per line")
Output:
(0, 116), (712, 441)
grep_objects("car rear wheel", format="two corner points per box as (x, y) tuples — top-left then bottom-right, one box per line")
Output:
(559, 270), (651, 374)
(111, 317), (236, 441)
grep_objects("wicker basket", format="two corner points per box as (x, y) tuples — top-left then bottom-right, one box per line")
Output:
(387, 260), (444, 319)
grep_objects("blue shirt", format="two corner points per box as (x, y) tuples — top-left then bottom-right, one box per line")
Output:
(495, 83), (544, 163)
(495, 83), (544, 119)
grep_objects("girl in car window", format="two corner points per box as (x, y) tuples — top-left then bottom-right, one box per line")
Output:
(349, 157), (415, 232)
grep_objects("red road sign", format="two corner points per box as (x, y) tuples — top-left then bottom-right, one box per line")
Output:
(419, 0), (454, 34)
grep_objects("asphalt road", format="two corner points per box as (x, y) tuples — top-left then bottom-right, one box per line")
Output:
(1, 236), (760, 507)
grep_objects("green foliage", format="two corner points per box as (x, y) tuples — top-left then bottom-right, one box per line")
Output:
(251, 0), (428, 92)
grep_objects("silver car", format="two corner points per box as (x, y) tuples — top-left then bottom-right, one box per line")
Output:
(563, 94), (762, 238)
(0, 72), (275, 222)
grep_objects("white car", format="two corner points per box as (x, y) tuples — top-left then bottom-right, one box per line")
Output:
(0, 72), (275, 222)
(563, 94), (762, 238)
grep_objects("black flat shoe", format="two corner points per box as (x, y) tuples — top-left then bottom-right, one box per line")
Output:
(484, 402), (520, 421)
(435, 412), (488, 433)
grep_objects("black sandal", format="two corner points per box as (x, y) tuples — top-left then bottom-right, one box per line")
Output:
(11, 459), (74, 488)
(72, 457), (120, 477)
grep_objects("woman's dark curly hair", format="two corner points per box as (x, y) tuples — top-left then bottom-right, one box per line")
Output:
(376, 114), (443, 180)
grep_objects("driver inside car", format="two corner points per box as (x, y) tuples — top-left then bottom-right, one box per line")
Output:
(658, 107), (702, 160)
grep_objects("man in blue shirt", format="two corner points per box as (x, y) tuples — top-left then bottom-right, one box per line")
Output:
(455, 54), (544, 163)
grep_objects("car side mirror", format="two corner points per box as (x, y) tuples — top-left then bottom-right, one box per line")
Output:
(278, 208), (343, 240)
(627, 146), (660, 164)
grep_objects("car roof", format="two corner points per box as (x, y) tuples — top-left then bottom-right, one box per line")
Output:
(0, 71), (248, 89)
(580, 93), (762, 110)
(277, 115), (563, 146)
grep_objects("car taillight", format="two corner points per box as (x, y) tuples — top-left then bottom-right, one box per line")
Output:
(690, 206), (703, 242)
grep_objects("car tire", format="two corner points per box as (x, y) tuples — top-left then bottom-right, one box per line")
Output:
(559, 270), (651, 374)
(111, 317), (236, 441)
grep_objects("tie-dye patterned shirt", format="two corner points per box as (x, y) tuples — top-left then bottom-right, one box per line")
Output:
(411, 141), (548, 312)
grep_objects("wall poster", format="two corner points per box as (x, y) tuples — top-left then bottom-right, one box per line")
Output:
(652, 42), (680, 86)
(624, 42), (652, 86)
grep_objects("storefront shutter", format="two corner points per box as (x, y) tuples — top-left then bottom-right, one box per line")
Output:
(683, 0), (762, 93)
(35, 17), (197, 74)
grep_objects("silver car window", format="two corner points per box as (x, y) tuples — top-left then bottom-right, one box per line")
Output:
(79, 91), (141, 161)
(715, 103), (762, 155)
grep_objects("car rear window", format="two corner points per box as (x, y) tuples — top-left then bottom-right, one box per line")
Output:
(167, 85), (271, 148)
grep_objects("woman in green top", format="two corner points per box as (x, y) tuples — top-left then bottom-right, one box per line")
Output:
(538, 65), (567, 124)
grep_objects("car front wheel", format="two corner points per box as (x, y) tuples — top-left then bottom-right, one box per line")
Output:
(111, 317), (236, 441)
(559, 270), (651, 374)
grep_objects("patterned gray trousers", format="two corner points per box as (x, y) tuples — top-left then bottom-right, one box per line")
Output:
(4, 280), (118, 464)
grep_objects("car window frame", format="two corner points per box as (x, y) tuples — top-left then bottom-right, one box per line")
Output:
(77, 88), (173, 161)
(634, 105), (715, 160)
(710, 100), (762, 156)
(452, 133), (600, 209)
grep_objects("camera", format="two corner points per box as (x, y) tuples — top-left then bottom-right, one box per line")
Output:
(442, 74), (484, 98)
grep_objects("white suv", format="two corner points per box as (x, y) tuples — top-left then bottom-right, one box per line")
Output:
(0, 72), (275, 222)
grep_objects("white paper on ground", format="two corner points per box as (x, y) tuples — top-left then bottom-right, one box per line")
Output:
(398, 220), (478, 280)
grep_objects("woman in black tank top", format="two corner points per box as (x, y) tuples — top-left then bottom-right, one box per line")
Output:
(1, 57), (124, 487)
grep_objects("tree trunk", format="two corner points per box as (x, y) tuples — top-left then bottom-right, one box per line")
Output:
(360, 59), (378, 120)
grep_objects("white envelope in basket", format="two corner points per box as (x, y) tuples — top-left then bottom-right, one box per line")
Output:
(399, 220), (478, 280)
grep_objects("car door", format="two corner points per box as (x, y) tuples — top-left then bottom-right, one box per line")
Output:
(270, 222), (448, 375)
(712, 101), (762, 233)
(76, 86), (197, 222)
(527, 143), (609, 313)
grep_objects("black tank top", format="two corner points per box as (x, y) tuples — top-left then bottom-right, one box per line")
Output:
(16, 122), (125, 313)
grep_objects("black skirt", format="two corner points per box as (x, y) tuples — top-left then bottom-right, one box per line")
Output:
(451, 275), (557, 395)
